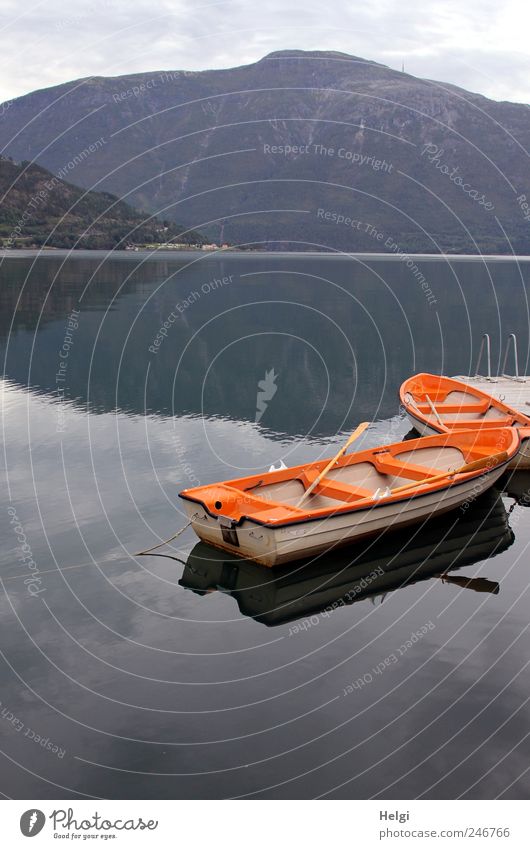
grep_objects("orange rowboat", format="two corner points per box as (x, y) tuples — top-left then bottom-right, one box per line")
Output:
(400, 372), (530, 468)
(179, 428), (519, 567)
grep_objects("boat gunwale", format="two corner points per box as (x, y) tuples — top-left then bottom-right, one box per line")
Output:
(400, 372), (530, 432)
(179, 440), (517, 529)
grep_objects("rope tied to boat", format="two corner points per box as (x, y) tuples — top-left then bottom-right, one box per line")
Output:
(134, 519), (193, 556)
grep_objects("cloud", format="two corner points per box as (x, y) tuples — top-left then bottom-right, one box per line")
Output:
(0, 0), (529, 104)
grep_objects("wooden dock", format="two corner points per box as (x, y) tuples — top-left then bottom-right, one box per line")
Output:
(454, 375), (530, 415)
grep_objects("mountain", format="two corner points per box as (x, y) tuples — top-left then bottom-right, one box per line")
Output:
(0, 156), (205, 249)
(1, 50), (529, 253)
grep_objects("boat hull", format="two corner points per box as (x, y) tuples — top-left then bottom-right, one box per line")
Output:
(181, 487), (512, 622)
(182, 465), (507, 566)
(404, 399), (530, 469)
(180, 426), (519, 567)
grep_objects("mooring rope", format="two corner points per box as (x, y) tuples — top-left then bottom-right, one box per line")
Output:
(134, 519), (193, 556)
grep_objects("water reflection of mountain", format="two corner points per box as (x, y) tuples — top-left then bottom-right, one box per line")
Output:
(0, 256), (140, 337)
(179, 488), (513, 626)
(2, 255), (530, 436)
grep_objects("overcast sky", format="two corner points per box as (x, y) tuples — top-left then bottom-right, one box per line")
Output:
(1, 0), (529, 105)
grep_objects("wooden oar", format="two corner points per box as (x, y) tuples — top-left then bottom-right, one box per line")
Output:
(390, 450), (508, 496)
(296, 421), (370, 508)
(436, 574), (500, 595)
(425, 394), (445, 429)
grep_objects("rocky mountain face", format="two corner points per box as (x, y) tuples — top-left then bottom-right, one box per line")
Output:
(1, 50), (529, 252)
(0, 157), (204, 249)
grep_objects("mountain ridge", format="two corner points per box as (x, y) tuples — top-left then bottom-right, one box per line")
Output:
(6, 49), (511, 107)
(1, 50), (529, 253)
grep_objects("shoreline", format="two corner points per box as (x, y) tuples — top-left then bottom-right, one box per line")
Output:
(1, 249), (530, 262)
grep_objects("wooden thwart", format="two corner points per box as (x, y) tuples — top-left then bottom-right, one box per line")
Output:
(390, 451), (509, 496)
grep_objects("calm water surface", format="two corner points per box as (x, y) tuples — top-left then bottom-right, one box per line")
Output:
(0, 251), (529, 799)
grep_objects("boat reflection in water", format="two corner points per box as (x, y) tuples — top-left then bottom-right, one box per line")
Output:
(500, 469), (530, 507)
(179, 486), (515, 626)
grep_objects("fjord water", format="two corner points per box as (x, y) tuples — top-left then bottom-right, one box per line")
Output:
(1, 251), (529, 800)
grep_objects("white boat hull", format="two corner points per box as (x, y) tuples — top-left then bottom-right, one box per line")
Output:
(182, 466), (507, 567)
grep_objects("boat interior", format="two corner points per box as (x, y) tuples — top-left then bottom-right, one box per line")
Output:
(403, 374), (530, 430)
(180, 430), (516, 524)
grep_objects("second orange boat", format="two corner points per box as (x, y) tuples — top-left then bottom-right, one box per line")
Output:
(400, 372), (530, 468)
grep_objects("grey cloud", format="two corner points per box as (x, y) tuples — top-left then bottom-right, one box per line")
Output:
(0, 0), (528, 104)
